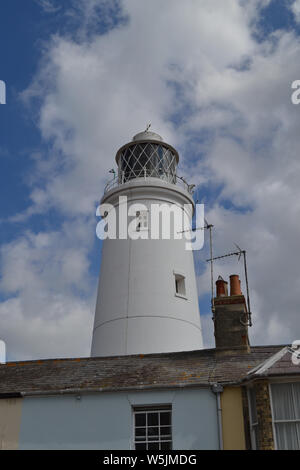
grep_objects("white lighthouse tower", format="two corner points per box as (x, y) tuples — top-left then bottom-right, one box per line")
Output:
(91, 129), (203, 357)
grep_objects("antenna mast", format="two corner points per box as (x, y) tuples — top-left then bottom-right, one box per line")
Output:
(180, 218), (215, 319)
(205, 220), (215, 319)
(206, 245), (252, 327)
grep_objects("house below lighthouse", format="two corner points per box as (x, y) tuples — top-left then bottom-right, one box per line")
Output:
(91, 129), (203, 357)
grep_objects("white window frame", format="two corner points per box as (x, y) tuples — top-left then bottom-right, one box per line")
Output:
(133, 405), (172, 450)
(269, 381), (300, 450)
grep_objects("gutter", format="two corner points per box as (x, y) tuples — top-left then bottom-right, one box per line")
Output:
(5, 381), (213, 398)
(0, 377), (250, 399)
(0, 392), (22, 399)
(211, 383), (224, 450)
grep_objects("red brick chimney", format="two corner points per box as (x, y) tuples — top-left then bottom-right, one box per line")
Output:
(214, 274), (250, 354)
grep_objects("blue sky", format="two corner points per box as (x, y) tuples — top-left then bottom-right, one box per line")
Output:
(1, 0), (300, 360)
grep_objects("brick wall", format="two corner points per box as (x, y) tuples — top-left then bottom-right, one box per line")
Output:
(254, 380), (274, 450)
(214, 296), (250, 352)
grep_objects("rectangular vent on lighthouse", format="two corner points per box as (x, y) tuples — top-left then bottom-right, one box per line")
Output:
(174, 273), (186, 298)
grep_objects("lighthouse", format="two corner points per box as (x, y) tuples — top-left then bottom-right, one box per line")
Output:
(91, 129), (203, 357)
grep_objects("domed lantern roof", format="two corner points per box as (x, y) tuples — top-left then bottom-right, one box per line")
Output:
(132, 130), (164, 142)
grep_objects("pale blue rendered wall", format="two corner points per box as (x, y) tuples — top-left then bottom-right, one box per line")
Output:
(18, 388), (219, 450)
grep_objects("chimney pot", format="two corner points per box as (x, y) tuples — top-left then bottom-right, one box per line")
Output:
(216, 276), (228, 297)
(230, 274), (242, 296)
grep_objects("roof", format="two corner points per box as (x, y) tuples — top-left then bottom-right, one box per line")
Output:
(247, 346), (300, 379)
(0, 345), (288, 397)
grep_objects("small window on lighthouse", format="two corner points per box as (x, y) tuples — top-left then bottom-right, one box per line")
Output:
(136, 210), (148, 232)
(174, 274), (186, 297)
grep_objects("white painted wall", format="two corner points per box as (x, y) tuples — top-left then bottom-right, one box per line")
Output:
(91, 178), (203, 356)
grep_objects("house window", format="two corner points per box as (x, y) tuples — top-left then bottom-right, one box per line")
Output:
(133, 406), (172, 450)
(248, 387), (259, 449)
(270, 383), (300, 450)
(174, 274), (186, 297)
(136, 210), (148, 232)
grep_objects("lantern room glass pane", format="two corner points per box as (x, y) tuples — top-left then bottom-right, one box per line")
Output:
(119, 143), (177, 184)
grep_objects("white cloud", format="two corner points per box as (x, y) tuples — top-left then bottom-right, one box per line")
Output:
(2, 0), (300, 359)
(21, 0), (259, 218)
(36, 0), (61, 14)
(291, 0), (300, 23)
(0, 220), (96, 360)
(0, 296), (92, 360)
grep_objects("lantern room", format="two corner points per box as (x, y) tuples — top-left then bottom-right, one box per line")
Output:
(115, 130), (179, 185)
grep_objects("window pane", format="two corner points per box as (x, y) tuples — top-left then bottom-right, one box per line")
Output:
(160, 412), (171, 426)
(248, 388), (257, 423)
(276, 423), (300, 450)
(148, 427), (159, 438)
(160, 426), (171, 438)
(161, 441), (172, 450)
(135, 413), (146, 426)
(175, 275), (186, 296)
(148, 413), (158, 426)
(120, 143), (177, 183)
(135, 443), (147, 450)
(148, 442), (160, 450)
(135, 427), (146, 437)
(272, 384), (296, 420)
(293, 383), (300, 419)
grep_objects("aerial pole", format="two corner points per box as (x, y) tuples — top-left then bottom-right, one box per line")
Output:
(206, 244), (252, 327)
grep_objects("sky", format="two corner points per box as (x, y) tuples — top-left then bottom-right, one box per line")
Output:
(1, 0), (300, 360)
